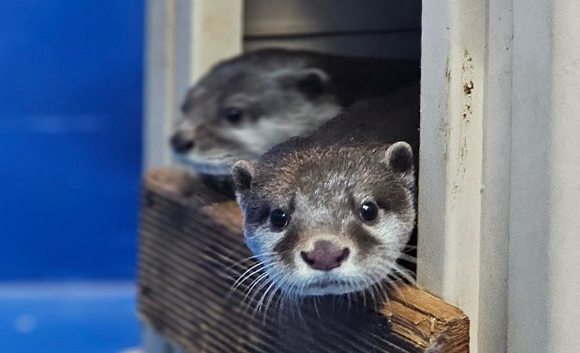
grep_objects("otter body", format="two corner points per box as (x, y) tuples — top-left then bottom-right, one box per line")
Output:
(232, 84), (419, 296)
(171, 48), (419, 176)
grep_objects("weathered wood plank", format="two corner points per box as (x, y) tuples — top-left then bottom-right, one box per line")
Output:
(138, 168), (469, 353)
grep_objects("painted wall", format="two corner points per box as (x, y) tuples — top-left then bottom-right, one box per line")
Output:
(244, 0), (421, 60)
(510, 0), (580, 352)
(0, 0), (144, 280)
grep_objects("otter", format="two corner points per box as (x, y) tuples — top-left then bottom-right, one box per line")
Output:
(170, 48), (419, 177)
(231, 84), (419, 297)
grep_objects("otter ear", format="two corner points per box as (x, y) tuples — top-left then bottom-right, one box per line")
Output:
(279, 68), (330, 99)
(231, 160), (256, 194)
(180, 86), (198, 114)
(384, 142), (414, 174)
(296, 68), (329, 98)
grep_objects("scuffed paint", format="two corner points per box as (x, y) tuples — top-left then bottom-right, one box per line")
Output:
(451, 50), (475, 199)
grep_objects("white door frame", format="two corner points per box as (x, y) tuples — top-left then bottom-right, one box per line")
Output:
(420, 0), (580, 352)
(418, 0), (511, 352)
(144, 0), (243, 170)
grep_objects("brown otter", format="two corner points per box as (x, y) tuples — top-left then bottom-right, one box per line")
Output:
(231, 84), (419, 296)
(170, 48), (419, 177)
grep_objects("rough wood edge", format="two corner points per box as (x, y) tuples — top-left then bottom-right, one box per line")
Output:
(139, 168), (469, 352)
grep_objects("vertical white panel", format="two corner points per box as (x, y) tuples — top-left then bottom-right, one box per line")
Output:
(417, 0), (451, 299)
(478, 0), (512, 351)
(142, 0), (243, 350)
(144, 0), (243, 169)
(420, 0), (513, 352)
(173, 0), (194, 113)
(419, 0), (485, 350)
(191, 0), (243, 81)
(548, 2), (580, 351)
(510, 0), (580, 352)
(508, 0), (551, 351)
(144, 0), (176, 169)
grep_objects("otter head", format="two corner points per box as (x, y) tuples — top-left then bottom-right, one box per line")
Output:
(170, 50), (342, 175)
(232, 141), (416, 296)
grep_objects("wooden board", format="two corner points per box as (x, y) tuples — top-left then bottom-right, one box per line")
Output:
(137, 168), (469, 353)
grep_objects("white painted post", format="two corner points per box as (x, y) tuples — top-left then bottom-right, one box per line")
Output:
(422, 0), (580, 352)
(142, 1), (243, 352)
(476, 0), (513, 351)
(144, 0), (177, 170)
(144, 0), (243, 170)
(546, 2), (580, 350)
(508, 0), (551, 351)
(191, 0), (243, 82)
(509, 0), (580, 352)
(419, 0), (512, 352)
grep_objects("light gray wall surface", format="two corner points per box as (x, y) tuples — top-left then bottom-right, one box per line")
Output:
(244, 0), (420, 35)
(510, 0), (580, 352)
(243, 0), (421, 59)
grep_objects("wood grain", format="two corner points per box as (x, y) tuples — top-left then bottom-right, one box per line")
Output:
(138, 168), (469, 353)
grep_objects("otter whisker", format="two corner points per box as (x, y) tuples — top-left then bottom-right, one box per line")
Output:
(397, 253), (418, 264)
(383, 276), (402, 300)
(247, 270), (280, 311)
(252, 283), (274, 321)
(367, 264), (402, 300)
(254, 274), (280, 316)
(232, 261), (267, 289)
(370, 281), (386, 311)
(232, 260), (277, 291)
(376, 246), (418, 265)
(227, 251), (278, 270)
(390, 263), (417, 286)
(313, 295), (321, 319)
(362, 276), (377, 309)
(346, 291), (352, 312)
(262, 273), (290, 323)
(242, 272), (270, 307)
(274, 274), (302, 321)
(401, 244), (418, 252)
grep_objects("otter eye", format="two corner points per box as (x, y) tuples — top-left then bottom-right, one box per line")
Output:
(224, 107), (243, 124)
(270, 209), (288, 228)
(359, 202), (378, 222)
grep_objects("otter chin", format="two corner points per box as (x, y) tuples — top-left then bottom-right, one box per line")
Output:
(232, 86), (420, 297)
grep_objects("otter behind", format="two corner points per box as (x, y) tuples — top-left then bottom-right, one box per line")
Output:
(170, 49), (419, 176)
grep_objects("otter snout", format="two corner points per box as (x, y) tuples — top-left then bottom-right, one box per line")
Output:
(300, 240), (350, 271)
(170, 131), (195, 154)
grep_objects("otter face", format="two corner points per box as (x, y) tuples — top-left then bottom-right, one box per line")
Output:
(170, 60), (342, 175)
(232, 142), (416, 296)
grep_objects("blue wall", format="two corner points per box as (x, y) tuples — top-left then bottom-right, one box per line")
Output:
(0, 1), (144, 280)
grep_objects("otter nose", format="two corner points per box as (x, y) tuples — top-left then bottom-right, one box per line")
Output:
(300, 240), (350, 271)
(170, 131), (195, 154)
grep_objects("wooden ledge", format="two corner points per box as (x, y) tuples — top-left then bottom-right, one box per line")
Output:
(138, 168), (469, 353)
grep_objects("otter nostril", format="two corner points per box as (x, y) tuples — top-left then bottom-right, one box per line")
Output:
(301, 241), (350, 271)
(300, 251), (315, 265)
(336, 248), (350, 263)
(170, 133), (195, 153)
